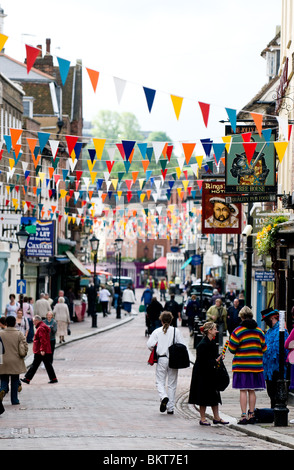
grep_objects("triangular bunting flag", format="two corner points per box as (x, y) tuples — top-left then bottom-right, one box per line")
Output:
(122, 140), (136, 161)
(262, 128), (272, 146)
(250, 112), (263, 137)
(93, 138), (106, 160)
(142, 160), (149, 172)
(86, 68), (100, 92)
(274, 141), (288, 163)
(143, 87), (156, 113)
(57, 57), (71, 86)
(242, 142), (257, 164)
(225, 107), (237, 133)
(182, 143), (196, 164)
(198, 101), (210, 127)
(25, 44), (40, 73)
(0, 34), (8, 52)
(65, 135), (78, 156)
(113, 77), (126, 104)
(170, 94), (183, 120)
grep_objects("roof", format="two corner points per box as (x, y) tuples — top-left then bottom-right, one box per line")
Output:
(144, 257), (167, 270)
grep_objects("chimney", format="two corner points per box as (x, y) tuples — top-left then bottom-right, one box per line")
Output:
(46, 38), (51, 55)
(37, 45), (42, 58)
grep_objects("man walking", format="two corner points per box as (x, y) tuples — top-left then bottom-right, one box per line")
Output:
(21, 315), (58, 385)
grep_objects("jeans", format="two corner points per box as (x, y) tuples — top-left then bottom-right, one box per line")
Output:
(25, 353), (57, 382)
(1, 374), (20, 404)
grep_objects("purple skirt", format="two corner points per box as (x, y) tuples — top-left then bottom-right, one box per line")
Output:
(232, 372), (266, 390)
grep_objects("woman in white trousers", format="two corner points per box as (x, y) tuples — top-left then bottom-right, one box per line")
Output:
(147, 311), (186, 414)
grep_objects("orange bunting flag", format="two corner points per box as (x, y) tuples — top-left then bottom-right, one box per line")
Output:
(26, 137), (38, 155)
(32, 153), (41, 168)
(250, 112), (263, 137)
(25, 44), (40, 73)
(132, 171), (139, 183)
(182, 143), (196, 164)
(86, 68), (100, 93)
(142, 160), (149, 172)
(10, 128), (22, 148)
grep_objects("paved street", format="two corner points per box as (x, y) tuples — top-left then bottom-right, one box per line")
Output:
(0, 292), (293, 454)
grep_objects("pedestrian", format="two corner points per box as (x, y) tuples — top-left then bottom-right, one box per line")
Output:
(227, 298), (241, 335)
(22, 296), (34, 343)
(98, 285), (111, 317)
(146, 296), (163, 333)
(164, 294), (181, 327)
(0, 317), (6, 329)
(141, 286), (153, 310)
(188, 321), (228, 426)
(21, 315), (58, 385)
(147, 311), (186, 414)
(4, 294), (19, 318)
(211, 289), (221, 305)
(159, 278), (167, 301)
(285, 326), (294, 393)
(65, 288), (76, 321)
(262, 307), (289, 409)
(15, 308), (29, 340)
(106, 281), (114, 314)
(122, 284), (135, 315)
(146, 275), (155, 291)
(86, 279), (98, 326)
(44, 311), (57, 363)
(186, 294), (200, 336)
(53, 297), (71, 343)
(0, 315), (28, 405)
(228, 306), (267, 424)
(206, 298), (227, 347)
(34, 293), (51, 320)
(51, 290), (70, 311)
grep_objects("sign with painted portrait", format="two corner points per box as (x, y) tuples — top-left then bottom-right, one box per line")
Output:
(202, 181), (242, 234)
(225, 133), (276, 194)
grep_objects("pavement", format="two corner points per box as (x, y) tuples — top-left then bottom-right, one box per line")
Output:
(16, 293), (294, 450)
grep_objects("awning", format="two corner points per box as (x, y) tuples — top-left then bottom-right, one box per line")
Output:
(144, 256), (167, 270)
(65, 251), (91, 277)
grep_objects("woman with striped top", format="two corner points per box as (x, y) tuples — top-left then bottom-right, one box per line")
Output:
(228, 306), (267, 424)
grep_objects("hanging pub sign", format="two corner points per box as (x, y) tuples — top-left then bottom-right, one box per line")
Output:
(25, 220), (55, 257)
(225, 133), (276, 196)
(202, 181), (242, 234)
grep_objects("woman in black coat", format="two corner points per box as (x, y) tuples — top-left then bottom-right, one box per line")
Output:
(188, 321), (229, 426)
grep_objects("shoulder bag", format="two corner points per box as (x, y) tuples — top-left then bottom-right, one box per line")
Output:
(168, 328), (190, 369)
(214, 357), (230, 391)
(148, 344), (157, 365)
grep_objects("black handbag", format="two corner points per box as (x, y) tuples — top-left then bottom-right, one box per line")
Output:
(214, 358), (230, 391)
(168, 328), (190, 369)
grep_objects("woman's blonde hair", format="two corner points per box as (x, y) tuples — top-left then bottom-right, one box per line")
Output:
(201, 321), (216, 336)
(239, 306), (253, 320)
(159, 311), (173, 333)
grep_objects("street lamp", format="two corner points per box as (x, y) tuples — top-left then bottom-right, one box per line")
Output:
(90, 234), (99, 328)
(16, 225), (30, 309)
(199, 234), (208, 317)
(115, 238), (123, 319)
(226, 239), (234, 275)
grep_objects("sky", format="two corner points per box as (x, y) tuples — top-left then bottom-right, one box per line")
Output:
(1, 0), (282, 146)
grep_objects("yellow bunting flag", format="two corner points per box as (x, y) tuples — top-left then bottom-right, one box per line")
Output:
(177, 188), (183, 200)
(222, 136), (232, 153)
(59, 189), (67, 199)
(9, 158), (15, 170)
(87, 160), (96, 172)
(93, 138), (106, 160)
(111, 179), (118, 190)
(0, 34), (8, 52)
(170, 94), (183, 120)
(90, 171), (97, 184)
(274, 141), (289, 163)
(195, 155), (203, 169)
(182, 180), (189, 192)
(117, 191), (122, 200)
(175, 167), (181, 179)
(140, 193), (146, 203)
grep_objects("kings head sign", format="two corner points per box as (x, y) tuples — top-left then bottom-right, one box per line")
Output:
(25, 220), (55, 257)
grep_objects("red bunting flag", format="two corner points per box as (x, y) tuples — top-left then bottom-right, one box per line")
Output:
(198, 102), (210, 127)
(65, 135), (78, 156)
(25, 44), (40, 73)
